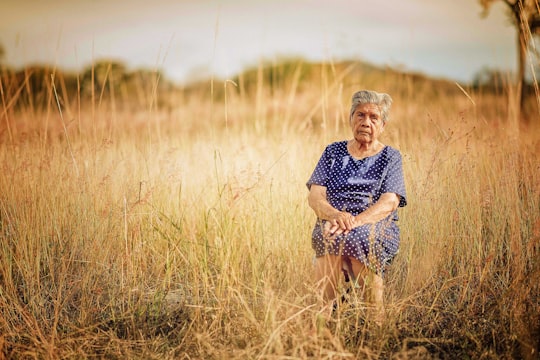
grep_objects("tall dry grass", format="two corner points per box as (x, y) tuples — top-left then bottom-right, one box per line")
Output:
(0, 61), (539, 359)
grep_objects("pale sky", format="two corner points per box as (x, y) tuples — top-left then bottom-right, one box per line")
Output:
(0, 0), (515, 84)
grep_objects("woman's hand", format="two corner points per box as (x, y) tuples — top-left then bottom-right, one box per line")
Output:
(308, 184), (360, 238)
(323, 212), (356, 238)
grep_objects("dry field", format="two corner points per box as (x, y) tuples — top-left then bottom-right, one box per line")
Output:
(1, 62), (539, 359)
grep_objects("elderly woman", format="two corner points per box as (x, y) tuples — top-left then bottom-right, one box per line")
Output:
(307, 90), (407, 320)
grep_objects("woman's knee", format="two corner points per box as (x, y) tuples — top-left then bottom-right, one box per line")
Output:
(349, 257), (369, 280)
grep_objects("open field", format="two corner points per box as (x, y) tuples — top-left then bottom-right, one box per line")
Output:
(1, 61), (539, 359)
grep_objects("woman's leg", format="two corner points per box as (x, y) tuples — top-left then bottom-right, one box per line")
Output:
(313, 254), (342, 302)
(349, 257), (369, 291)
(349, 257), (385, 323)
(370, 272), (385, 323)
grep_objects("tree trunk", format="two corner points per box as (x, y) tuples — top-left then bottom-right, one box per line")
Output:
(517, 23), (526, 121)
(510, 0), (530, 123)
(508, 0), (531, 123)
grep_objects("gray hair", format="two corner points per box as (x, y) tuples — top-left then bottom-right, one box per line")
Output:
(349, 90), (393, 123)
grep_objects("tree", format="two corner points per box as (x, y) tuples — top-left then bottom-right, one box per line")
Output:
(81, 59), (128, 97)
(480, 0), (540, 121)
(473, 66), (507, 90)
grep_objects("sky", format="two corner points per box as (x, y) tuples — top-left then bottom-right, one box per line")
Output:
(0, 0), (516, 84)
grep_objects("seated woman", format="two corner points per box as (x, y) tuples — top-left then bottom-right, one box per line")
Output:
(307, 90), (407, 322)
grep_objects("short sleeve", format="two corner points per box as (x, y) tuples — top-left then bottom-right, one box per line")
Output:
(306, 145), (333, 190)
(381, 150), (407, 207)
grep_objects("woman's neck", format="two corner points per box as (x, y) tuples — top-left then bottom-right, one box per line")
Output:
(347, 139), (384, 159)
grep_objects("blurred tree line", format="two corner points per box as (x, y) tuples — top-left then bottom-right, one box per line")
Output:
(0, 51), (175, 112)
(0, 40), (538, 118)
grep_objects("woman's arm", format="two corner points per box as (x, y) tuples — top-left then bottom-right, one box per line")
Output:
(320, 192), (400, 237)
(353, 192), (400, 225)
(308, 184), (354, 233)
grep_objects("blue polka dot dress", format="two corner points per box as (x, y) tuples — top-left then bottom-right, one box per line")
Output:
(307, 141), (407, 274)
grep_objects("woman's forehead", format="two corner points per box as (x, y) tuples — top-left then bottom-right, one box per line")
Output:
(353, 103), (381, 114)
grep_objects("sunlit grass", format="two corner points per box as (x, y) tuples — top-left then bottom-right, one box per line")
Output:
(0, 60), (539, 358)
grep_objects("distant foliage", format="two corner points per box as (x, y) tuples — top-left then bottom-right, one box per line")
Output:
(0, 65), (78, 111)
(0, 59), (175, 112)
(473, 67), (509, 90)
(80, 60), (128, 96)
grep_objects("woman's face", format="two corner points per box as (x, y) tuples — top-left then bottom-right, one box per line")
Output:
(350, 103), (385, 144)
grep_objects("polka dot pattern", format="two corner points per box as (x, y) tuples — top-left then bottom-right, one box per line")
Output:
(307, 141), (407, 274)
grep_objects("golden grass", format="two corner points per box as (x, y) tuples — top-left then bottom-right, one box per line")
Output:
(0, 61), (539, 359)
